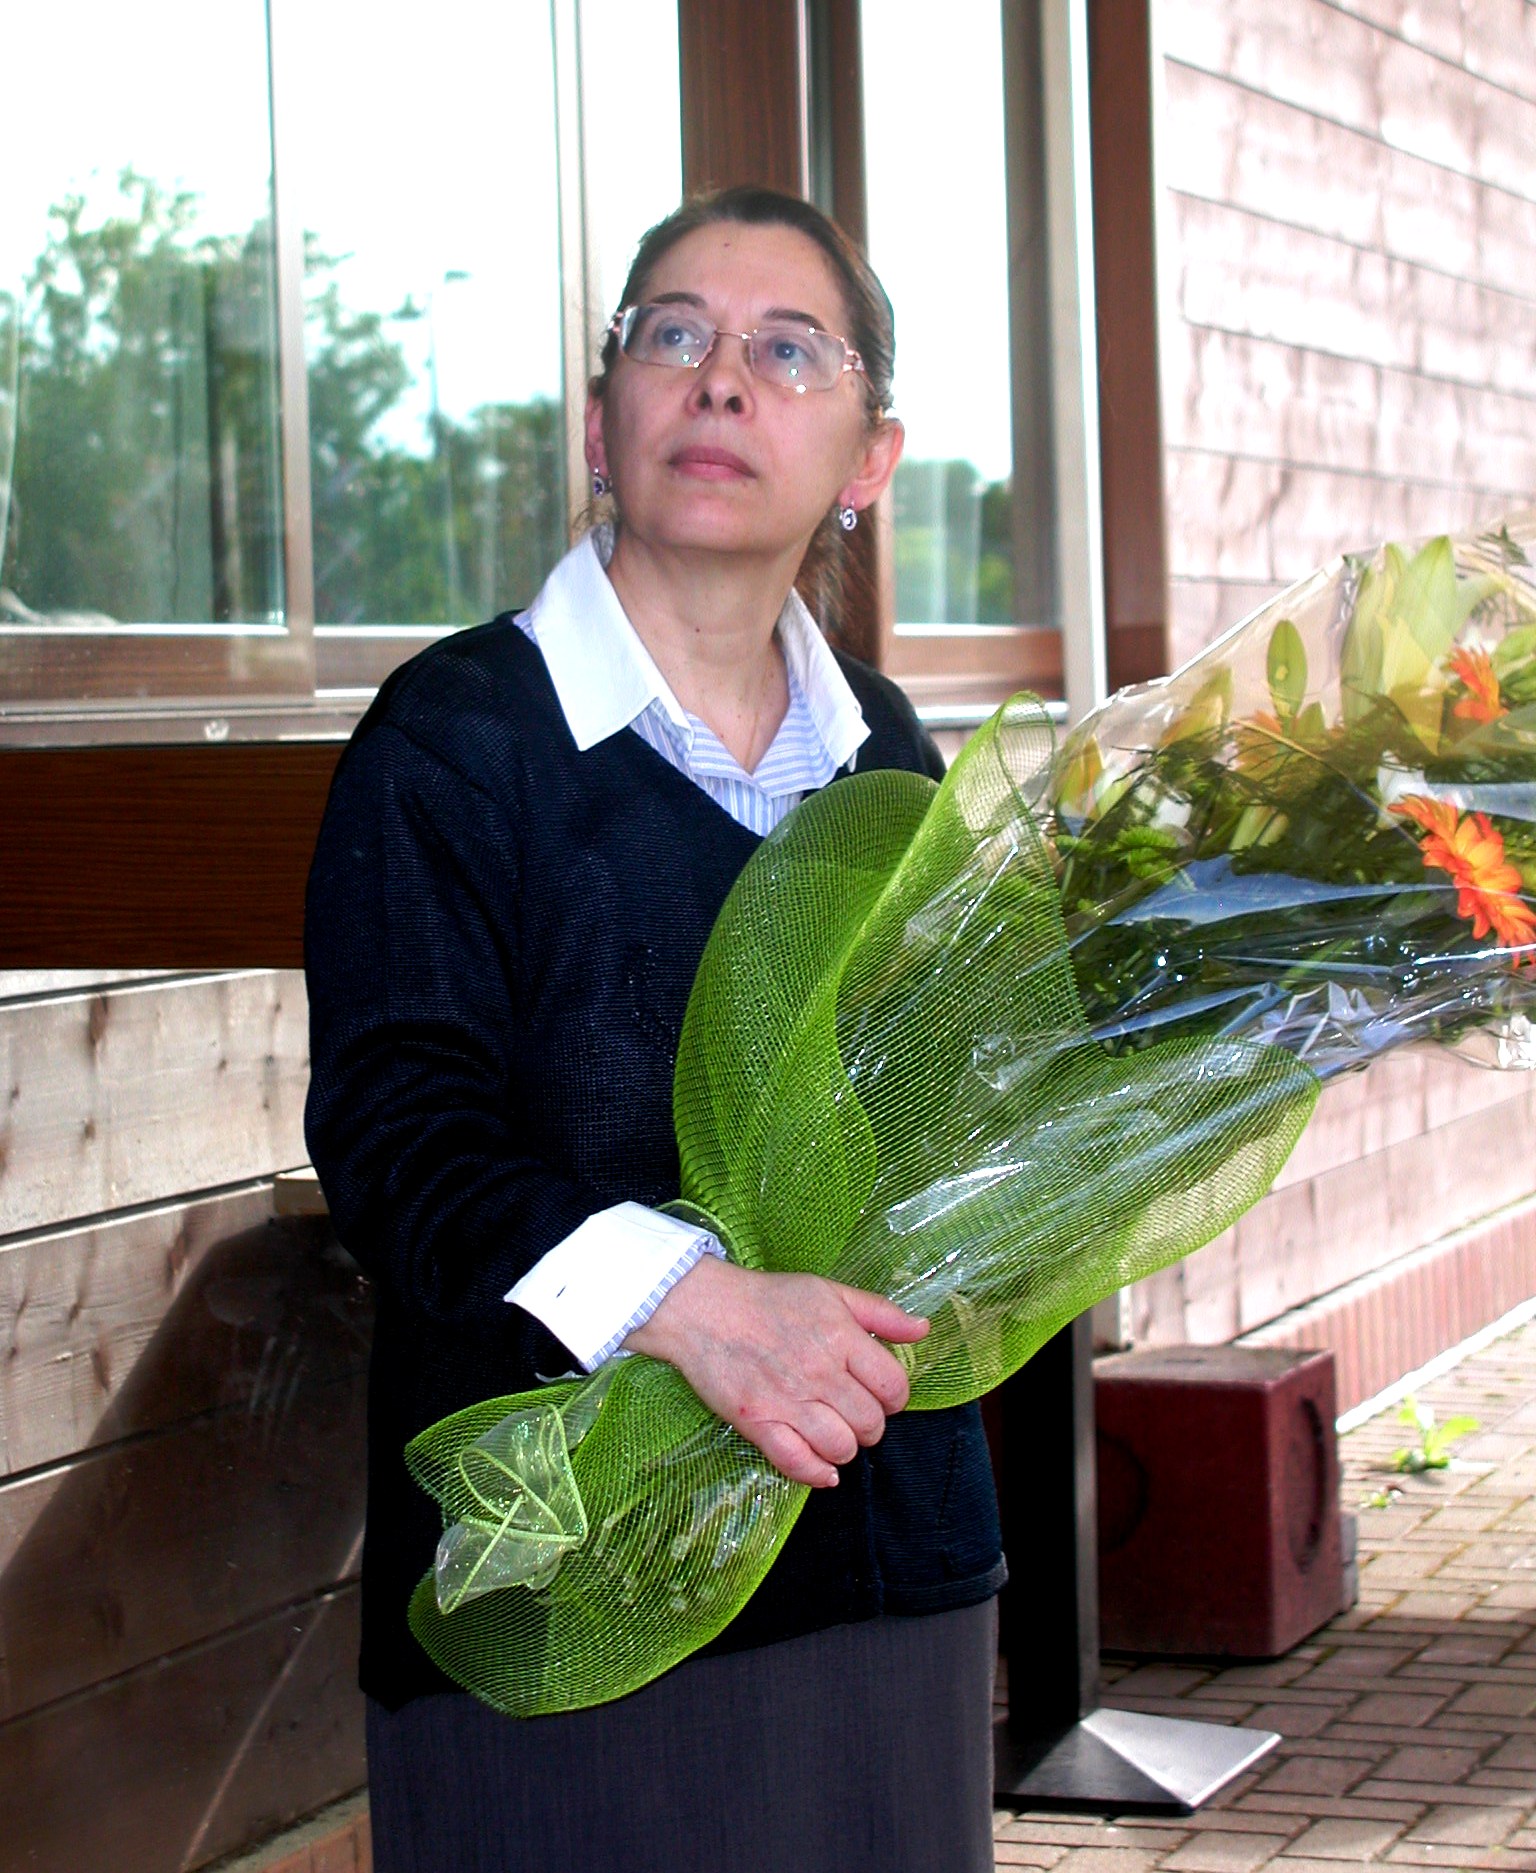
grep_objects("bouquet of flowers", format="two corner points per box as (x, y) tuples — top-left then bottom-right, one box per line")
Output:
(406, 516), (1536, 1717)
(1056, 518), (1536, 1071)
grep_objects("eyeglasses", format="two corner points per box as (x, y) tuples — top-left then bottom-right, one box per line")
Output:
(610, 303), (867, 394)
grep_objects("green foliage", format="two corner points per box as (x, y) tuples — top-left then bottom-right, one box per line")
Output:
(4, 176), (566, 628)
(1391, 1396), (1478, 1474)
(1266, 617), (1307, 717)
(892, 456), (1013, 624)
(1340, 537), (1496, 747)
(6, 172), (283, 622)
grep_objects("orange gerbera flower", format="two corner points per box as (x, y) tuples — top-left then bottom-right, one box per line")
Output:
(1449, 645), (1506, 723)
(1393, 794), (1536, 962)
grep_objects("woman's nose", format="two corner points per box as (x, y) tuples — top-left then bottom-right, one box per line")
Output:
(687, 331), (755, 413)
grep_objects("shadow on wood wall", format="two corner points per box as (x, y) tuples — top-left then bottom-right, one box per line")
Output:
(0, 1210), (372, 1872)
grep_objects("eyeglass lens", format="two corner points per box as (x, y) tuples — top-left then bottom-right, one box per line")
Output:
(619, 304), (850, 391)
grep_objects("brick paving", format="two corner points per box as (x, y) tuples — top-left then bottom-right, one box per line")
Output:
(994, 1314), (1536, 1871)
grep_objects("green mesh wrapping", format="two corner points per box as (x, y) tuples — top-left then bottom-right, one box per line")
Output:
(406, 699), (1320, 1714)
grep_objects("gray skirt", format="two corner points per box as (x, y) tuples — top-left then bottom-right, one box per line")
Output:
(366, 1599), (998, 1873)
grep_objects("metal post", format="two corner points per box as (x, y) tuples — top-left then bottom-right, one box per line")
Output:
(993, 1314), (1280, 1812)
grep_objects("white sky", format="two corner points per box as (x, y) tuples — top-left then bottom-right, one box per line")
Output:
(2, 0), (1011, 481)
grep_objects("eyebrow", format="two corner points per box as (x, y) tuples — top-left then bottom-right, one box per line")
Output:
(648, 289), (835, 330)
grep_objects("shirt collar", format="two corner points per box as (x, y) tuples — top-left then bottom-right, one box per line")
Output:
(523, 528), (871, 771)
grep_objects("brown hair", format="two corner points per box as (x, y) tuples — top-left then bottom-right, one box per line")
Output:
(589, 185), (897, 636)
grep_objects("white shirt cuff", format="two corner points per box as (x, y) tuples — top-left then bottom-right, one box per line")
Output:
(505, 1200), (726, 1371)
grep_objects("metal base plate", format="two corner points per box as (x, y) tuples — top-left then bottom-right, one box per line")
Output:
(995, 1707), (1280, 1814)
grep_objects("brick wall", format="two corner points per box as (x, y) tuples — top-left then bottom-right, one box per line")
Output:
(1154, 0), (1536, 667)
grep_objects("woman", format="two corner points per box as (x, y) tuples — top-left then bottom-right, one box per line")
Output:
(304, 186), (1004, 1873)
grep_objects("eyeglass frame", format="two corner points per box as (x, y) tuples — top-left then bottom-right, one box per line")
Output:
(607, 303), (869, 394)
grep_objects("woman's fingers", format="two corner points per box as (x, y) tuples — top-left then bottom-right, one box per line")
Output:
(846, 1332), (912, 1417)
(819, 1367), (891, 1447)
(747, 1418), (840, 1490)
(625, 1261), (928, 1487)
(834, 1281), (930, 1345)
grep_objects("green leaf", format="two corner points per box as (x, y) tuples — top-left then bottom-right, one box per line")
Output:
(1267, 618), (1307, 717)
(1342, 540), (1496, 737)
(1158, 669), (1232, 747)
(1341, 550), (1395, 723)
(1493, 625), (1536, 680)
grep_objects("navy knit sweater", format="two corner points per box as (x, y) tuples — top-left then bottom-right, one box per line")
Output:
(304, 616), (1005, 1709)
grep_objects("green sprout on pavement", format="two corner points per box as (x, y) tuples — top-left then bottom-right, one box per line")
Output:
(1390, 1395), (1479, 1474)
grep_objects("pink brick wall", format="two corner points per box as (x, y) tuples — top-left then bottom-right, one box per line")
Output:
(1127, 1048), (1536, 1375)
(1154, 0), (1536, 667)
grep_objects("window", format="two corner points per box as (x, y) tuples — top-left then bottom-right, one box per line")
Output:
(0, 0), (682, 731)
(0, 0), (293, 702)
(860, 0), (1075, 724)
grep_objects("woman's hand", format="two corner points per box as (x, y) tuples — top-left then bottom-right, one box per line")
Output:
(622, 1256), (929, 1488)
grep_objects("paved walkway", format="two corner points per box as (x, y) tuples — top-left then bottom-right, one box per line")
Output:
(994, 1313), (1536, 1872)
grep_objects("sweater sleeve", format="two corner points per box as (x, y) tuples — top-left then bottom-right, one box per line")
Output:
(303, 712), (610, 1351)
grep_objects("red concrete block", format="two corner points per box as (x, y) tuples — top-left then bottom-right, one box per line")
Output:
(1096, 1344), (1343, 1658)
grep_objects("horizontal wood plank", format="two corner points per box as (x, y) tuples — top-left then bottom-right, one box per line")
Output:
(0, 972), (310, 1239)
(0, 1337), (365, 1720)
(1127, 1056), (1536, 1344)
(0, 742), (342, 969)
(0, 1197), (365, 1480)
(1164, 446), (1513, 586)
(0, 971), (184, 1004)
(0, 1585), (364, 1873)
(1331, 0), (1536, 106)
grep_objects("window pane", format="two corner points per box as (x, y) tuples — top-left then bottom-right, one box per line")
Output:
(581, 0), (684, 331)
(863, 2), (1014, 629)
(294, 3), (568, 627)
(0, 1), (283, 627)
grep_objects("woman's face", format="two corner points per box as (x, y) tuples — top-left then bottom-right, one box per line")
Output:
(587, 220), (901, 567)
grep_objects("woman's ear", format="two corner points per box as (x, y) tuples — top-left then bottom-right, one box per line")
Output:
(838, 417), (904, 520)
(583, 390), (607, 478)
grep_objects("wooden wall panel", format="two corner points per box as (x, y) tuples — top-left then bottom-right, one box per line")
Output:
(1172, 194), (1536, 399)
(1335, 0), (1536, 102)
(1160, 58), (1536, 294)
(0, 972), (310, 1239)
(0, 1185), (296, 1477)
(1165, 449), (1500, 585)
(0, 1585), (363, 1873)
(0, 1354), (364, 1719)
(1127, 1051), (1536, 1348)
(1162, 324), (1536, 493)
(0, 743), (341, 970)
(1165, 0), (1536, 189)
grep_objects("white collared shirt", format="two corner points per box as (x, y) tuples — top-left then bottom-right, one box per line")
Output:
(519, 526), (870, 834)
(505, 530), (870, 1368)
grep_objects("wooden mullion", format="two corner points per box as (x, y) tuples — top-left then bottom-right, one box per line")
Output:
(1088, 0), (1169, 687)
(679, 0), (809, 197)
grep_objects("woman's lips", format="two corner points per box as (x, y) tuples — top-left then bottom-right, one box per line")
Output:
(668, 445), (755, 479)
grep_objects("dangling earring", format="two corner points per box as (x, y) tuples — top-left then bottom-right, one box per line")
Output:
(592, 468), (610, 498)
(839, 504), (858, 532)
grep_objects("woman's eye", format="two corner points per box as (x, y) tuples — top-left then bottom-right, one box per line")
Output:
(767, 336), (813, 367)
(654, 317), (709, 353)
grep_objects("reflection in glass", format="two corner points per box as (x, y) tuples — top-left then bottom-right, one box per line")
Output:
(863, 2), (1015, 627)
(295, 3), (568, 626)
(0, 2), (283, 626)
